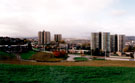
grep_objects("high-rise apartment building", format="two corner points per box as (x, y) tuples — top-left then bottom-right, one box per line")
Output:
(91, 32), (110, 52)
(118, 35), (125, 52)
(38, 30), (51, 45)
(91, 33), (99, 50)
(44, 31), (51, 44)
(102, 32), (110, 52)
(54, 34), (62, 42)
(38, 31), (42, 45)
(110, 35), (118, 52)
(91, 32), (125, 53)
(110, 34), (125, 52)
(99, 32), (102, 50)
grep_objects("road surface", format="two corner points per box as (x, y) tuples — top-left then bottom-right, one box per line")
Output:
(67, 54), (90, 61)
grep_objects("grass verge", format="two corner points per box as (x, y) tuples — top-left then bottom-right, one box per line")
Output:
(93, 58), (105, 60)
(20, 51), (37, 60)
(74, 57), (88, 62)
(0, 51), (15, 60)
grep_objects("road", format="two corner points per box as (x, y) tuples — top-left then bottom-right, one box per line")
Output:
(67, 54), (91, 61)
(106, 57), (135, 61)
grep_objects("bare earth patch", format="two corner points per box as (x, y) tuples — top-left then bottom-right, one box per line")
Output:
(1, 60), (135, 67)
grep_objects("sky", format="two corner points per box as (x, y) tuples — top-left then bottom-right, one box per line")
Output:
(0, 0), (135, 39)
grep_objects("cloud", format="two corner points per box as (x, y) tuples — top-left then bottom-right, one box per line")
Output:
(111, 10), (127, 16)
(0, 0), (121, 38)
(99, 15), (135, 36)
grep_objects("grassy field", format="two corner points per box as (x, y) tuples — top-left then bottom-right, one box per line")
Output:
(0, 51), (15, 60)
(0, 64), (135, 83)
(20, 51), (37, 60)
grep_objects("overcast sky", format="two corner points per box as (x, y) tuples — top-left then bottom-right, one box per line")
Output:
(0, 0), (135, 39)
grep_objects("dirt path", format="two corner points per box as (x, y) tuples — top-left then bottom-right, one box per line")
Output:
(1, 60), (135, 67)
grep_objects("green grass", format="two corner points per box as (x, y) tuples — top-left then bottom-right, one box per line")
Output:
(93, 58), (105, 60)
(1, 64), (135, 83)
(21, 51), (37, 60)
(32, 48), (40, 51)
(113, 54), (119, 56)
(0, 51), (15, 60)
(74, 57), (88, 61)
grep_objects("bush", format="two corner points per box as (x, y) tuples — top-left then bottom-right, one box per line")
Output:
(130, 53), (134, 58)
(113, 54), (119, 56)
(31, 52), (63, 62)
(74, 57), (88, 62)
(53, 51), (68, 59)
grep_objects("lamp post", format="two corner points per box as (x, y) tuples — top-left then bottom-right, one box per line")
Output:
(91, 47), (92, 56)
(91, 50), (92, 56)
(105, 49), (106, 60)
(44, 44), (46, 52)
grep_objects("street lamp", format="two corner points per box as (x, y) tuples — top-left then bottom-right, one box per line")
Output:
(105, 49), (106, 60)
(91, 49), (92, 56)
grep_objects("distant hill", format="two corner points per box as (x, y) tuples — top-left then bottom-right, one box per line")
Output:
(126, 36), (135, 41)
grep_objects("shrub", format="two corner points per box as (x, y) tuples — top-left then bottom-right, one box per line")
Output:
(31, 52), (63, 62)
(113, 54), (119, 56)
(53, 51), (60, 57)
(53, 51), (68, 59)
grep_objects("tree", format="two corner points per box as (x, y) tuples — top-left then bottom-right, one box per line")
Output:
(123, 47), (129, 52)
(124, 45), (134, 52)
(28, 42), (32, 51)
(93, 48), (100, 56)
(59, 40), (66, 44)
